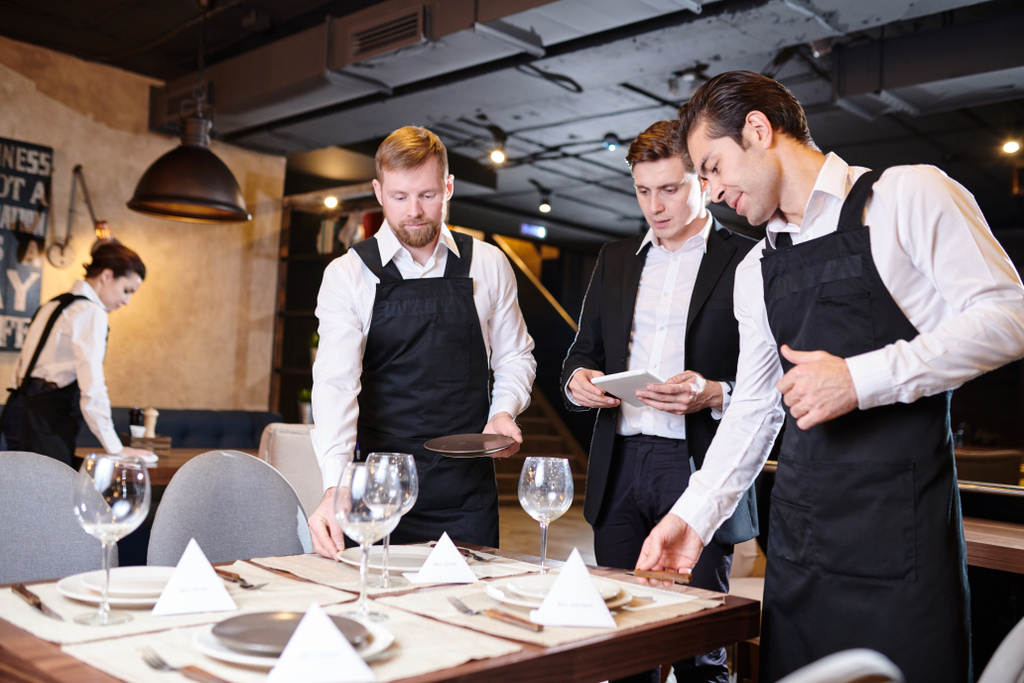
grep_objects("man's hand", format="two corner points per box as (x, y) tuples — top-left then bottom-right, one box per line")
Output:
(637, 371), (722, 414)
(635, 514), (704, 586)
(776, 345), (858, 430)
(568, 368), (620, 409)
(483, 411), (522, 459)
(308, 487), (346, 559)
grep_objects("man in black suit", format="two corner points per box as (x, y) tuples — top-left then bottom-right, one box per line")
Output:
(561, 120), (757, 683)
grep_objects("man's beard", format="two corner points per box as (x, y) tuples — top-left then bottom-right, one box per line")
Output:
(391, 218), (441, 249)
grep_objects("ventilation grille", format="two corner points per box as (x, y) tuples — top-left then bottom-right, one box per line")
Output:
(349, 9), (423, 61)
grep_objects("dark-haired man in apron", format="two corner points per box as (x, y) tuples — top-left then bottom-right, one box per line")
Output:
(307, 126), (536, 557)
(636, 71), (1024, 682)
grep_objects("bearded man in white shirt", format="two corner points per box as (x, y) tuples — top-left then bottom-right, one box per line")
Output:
(307, 126), (536, 558)
(635, 70), (1024, 682)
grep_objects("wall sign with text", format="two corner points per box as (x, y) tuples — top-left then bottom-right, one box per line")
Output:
(0, 136), (51, 351)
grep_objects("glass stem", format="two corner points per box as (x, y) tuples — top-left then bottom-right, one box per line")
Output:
(99, 540), (113, 623)
(380, 533), (391, 589)
(357, 542), (370, 619)
(539, 521), (550, 574)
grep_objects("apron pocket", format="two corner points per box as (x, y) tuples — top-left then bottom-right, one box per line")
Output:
(767, 495), (813, 569)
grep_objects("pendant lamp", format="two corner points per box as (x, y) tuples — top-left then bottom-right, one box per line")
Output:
(127, 3), (250, 223)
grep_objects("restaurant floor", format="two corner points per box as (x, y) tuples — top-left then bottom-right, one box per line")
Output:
(498, 502), (596, 566)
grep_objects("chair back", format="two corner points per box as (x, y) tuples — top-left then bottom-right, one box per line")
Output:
(147, 450), (312, 566)
(978, 613), (1024, 683)
(0, 451), (108, 583)
(776, 649), (905, 683)
(257, 423), (322, 516)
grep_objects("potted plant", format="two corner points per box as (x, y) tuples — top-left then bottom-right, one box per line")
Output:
(298, 388), (314, 426)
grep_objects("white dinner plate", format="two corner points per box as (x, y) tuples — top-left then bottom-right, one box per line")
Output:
(485, 577), (632, 610)
(193, 619), (394, 669)
(79, 566), (174, 598)
(338, 545), (433, 571)
(56, 573), (160, 608)
(505, 574), (621, 602)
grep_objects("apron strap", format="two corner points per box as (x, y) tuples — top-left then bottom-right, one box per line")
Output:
(351, 236), (403, 282)
(837, 168), (887, 232)
(443, 232), (474, 277)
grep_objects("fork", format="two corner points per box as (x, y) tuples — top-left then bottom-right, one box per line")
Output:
(139, 647), (231, 683)
(214, 567), (268, 590)
(447, 595), (542, 631)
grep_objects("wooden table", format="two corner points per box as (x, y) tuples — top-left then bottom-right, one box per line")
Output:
(963, 517), (1024, 574)
(0, 549), (760, 683)
(74, 448), (258, 486)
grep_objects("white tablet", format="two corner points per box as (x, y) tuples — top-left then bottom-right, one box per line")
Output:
(590, 369), (666, 407)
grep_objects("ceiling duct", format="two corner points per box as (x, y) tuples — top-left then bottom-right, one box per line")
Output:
(833, 7), (1024, 120)
(342, 5), (426, 62)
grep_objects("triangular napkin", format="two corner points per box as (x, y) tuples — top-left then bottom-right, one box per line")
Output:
(403, 532), (478, 584)
(151, 538), (237, 616)
(529, 548), (616, 628)
(268, 603), (375, 683)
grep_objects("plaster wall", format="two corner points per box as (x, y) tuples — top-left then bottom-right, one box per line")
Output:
(0, 36), (285, 411)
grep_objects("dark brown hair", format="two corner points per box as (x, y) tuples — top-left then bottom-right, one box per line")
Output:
(375, 126), (449, 180)
(85, 242), (146, 280)
(679, 70), (816, 153)
(625, 120), (691, 171)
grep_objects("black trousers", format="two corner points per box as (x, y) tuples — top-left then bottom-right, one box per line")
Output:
(593, 434), (733, 683)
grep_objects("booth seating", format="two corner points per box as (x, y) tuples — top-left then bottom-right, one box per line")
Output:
(74, 408), (282, 451)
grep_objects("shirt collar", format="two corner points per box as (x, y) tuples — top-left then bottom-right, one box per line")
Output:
(376, 220), (459, 265)
(636, 213), (714, 256)
(765, 152), (849, 248)
(71, 279), (104, 308)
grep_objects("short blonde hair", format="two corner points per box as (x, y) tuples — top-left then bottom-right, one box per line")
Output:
(375, 126), (449, 180)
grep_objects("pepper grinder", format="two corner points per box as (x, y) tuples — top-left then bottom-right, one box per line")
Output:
(143, 406), (159, 439)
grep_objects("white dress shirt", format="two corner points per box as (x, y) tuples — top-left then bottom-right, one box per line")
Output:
(311, 222), (537, 491)
(672, 153), (1024, 543)
(14, 280), (122, 453)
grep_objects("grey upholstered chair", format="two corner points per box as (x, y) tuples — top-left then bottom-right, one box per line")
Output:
(147, 450), (312, 566)
(775, 649), (904, 683)
(978, 613), (1024, 683)
(0, 451), (109, 583)
(256, 423), (322, 516)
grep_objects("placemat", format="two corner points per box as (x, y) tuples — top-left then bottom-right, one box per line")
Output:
(0, 562), (353, 645)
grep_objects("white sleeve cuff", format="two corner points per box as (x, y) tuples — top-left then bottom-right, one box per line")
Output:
(668, 487), (717, 546)
(710, 381), (731, 420)
(845, 349), (896, 410)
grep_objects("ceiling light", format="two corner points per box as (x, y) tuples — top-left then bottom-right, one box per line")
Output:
(1003, 140), (1020, 154)
(490, 148), (506, 164)
(127, 5), (250, 223)
(603, 134), (620, 151)
(487, 125), (507, 164)
(324, 196), (339, 209)
(538, 194), (552, 213)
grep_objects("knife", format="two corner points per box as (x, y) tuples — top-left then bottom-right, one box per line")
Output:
(629, 569), (692, 584)
(213, 568), (243, 583)
(12, 583), (63, 620)
(482, 608), (544, 632)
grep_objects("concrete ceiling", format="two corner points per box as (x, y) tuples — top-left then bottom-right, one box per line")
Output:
(4, 0), (1024, 243)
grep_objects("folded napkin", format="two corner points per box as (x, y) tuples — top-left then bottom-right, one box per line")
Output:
(0, 562), (353, 645)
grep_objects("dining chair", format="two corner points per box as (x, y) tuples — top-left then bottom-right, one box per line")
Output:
(256, 422), (322, 516)
(147, 450), (312, 566)
(774, 649), (904, 683)
(0, 451), (109, 583)
(978, 613), (1024, 683)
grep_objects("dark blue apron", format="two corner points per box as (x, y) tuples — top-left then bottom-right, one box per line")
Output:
(350, 232), (498, 546)
(759, 169), (970, 682)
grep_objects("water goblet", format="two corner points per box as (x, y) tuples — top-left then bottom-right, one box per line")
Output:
(366, 452), (418, 589)
(334, 460), (401, 622)
(72, 452), (152, 626)
(518, 456), (573, 574)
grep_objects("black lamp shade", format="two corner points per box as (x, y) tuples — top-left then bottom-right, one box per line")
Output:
(128, 116), (251, 223)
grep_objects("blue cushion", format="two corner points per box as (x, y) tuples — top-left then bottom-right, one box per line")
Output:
(73, 408), (282, 450)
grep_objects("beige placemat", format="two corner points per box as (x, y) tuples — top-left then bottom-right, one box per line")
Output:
(379, 578), (722, 647)
(251, 549), (540, 595)
(62, 602), (522, 683)
(0, 562), (354, 645)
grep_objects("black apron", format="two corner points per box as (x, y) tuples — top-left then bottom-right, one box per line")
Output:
(351, 232), (498, 546)
(759, 169), (970, 682)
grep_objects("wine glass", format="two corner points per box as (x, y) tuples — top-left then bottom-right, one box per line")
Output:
(72, 453), (151, 626)
(518, 457), (573, 574)
(334, 460), (401, 621)
(366, 452), (418, 589)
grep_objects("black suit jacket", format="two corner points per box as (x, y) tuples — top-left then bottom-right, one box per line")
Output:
(561, 220), (758, 544)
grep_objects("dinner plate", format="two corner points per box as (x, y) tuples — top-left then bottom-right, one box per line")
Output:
(212, 612), (369, 656)
(338, 545), (433, 571)
(423, 434), (515, 457)
(485, 578), (632, 610)
(79, 566), (174, 598)
(56, 573), (159, 608)
(194, 620), (394, 669)
(505, 574), (621, 602)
